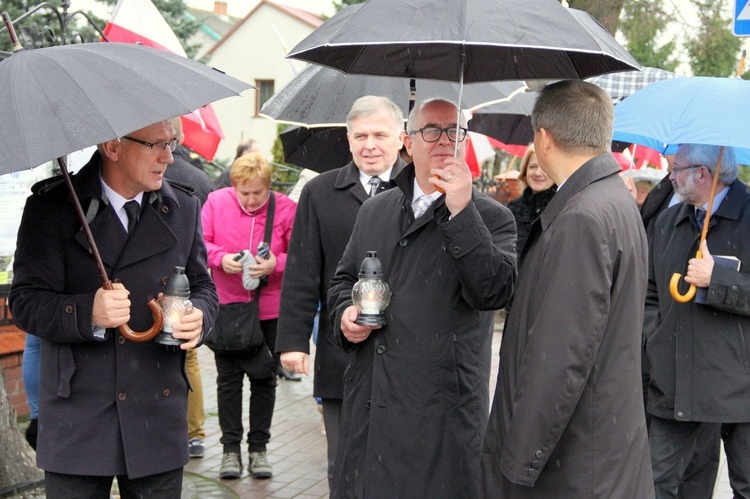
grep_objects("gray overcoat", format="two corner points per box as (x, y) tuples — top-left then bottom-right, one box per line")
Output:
(481, 154), (654, 498)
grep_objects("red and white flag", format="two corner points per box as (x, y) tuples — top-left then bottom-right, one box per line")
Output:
(103, 0), (225, 160)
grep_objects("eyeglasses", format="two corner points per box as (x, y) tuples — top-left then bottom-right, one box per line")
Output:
(121, 136), (178, 152)
(672, 164), (702, 173)
(408, 126), (468, 143)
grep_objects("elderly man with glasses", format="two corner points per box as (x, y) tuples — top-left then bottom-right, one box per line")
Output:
(326, 98), (517, 498)
(10, 119), (218, 498)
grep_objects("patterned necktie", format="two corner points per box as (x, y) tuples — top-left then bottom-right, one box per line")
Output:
(124, 200), (140, 234)
(695, 207), (707, 229)
(413, 194), (433, 219)
(368, 176), (382, 198)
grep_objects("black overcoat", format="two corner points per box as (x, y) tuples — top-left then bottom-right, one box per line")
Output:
(327, 164), (517, 498)
(481, 154), (654, 498)
(9, 152), (218, 479)
(276, 160), (404, 399)
(645, 179), (750, 422)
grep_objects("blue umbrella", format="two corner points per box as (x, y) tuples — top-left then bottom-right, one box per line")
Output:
(613, 76), (750, 164)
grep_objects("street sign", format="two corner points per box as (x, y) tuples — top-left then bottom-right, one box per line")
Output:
(735, 0), (750, 36)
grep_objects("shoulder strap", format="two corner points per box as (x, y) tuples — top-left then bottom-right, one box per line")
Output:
(254, 192), (276, 300)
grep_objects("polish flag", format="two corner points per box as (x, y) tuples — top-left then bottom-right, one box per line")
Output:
(103, 0), (225, 160)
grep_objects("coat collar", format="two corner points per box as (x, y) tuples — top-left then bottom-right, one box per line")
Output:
(539, 153), (620, 231)
(671, 179), (748, 228)
(333, 157), (407, 201)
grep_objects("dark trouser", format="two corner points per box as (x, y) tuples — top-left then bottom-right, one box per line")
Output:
(322, 398), (342, 493)
(649, 416), (736, 498)
(44, 468), (182, 499)
(214, 319), (278, 454)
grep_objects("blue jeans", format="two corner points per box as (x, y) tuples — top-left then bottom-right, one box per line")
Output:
(22, 334), (41, 419)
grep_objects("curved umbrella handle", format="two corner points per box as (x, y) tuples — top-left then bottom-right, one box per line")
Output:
(669, 249), (702, 303)
(117, 298), (164, 342)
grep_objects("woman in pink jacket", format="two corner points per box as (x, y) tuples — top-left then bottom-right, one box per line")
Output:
(201, 152), (296, 481)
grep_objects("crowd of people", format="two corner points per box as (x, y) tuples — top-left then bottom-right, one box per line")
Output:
(9, 78), (750, 498)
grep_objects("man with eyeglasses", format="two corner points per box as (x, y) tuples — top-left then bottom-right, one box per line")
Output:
(644, 143), (750, 498)
(9, 119), (218, 498)
(327, 98), (517, 497)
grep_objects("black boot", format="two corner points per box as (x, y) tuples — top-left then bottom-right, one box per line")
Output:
(25, 418), (38, 450)
(277, 365), (301, 381)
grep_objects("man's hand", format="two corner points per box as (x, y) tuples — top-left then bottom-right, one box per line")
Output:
(431, 156), (472, 217)
(171, 306), (204, 350)
(685, 240), (714, 288)
(92, 282), (131, 328)
(281, 351), (309, 375)
(340, 305), (379, 344)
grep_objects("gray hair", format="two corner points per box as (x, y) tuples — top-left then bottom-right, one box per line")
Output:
(406, 98), (467, 132)
(531, 80), (613, 155)
(346, 95), (404, 132)
(679, 143), (738, 184)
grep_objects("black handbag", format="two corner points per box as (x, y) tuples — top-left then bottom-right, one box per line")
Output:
(204, 193), (275, 352)
(205, 299), (264, 352)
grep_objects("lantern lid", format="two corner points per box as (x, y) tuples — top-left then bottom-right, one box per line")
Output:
(358, 251), (384, 278)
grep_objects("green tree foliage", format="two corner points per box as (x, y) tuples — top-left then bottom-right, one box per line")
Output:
(333, 0), (367, 13)
(686, 0), (742, 77)
(567, 0), (625, 35)
(619, 0), (678, 71)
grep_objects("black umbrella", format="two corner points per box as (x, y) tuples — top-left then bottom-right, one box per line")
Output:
(288, 0), (639, 83)
(469, 91), (537, 145)
(261, 63), (527, 127)
(1, 15), (253, 340)
(280, 126), (351, 172)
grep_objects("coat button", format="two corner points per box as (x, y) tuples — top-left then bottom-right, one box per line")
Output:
(399, 239), (407, 247)
(162, 206), (169, 214)
(527, 469), (537, 477)
(366, 399), (371, 409)
(677, 411), (684, 418)
(451, 246), (461, 255)
(162, 389), (170, 397)
(118, 392), (126, 401)
(162, 276), (168, 285)
(732, 285), (739, 291)
(535, 450), (543, 458)
(65, 305), (73, 313)
(74, 363), (82, 371)
(531, 460), (540, 469)
(377, 345), (386, 354)
(118, 336), (126, 344)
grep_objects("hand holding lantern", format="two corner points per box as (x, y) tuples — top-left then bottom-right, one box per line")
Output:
(351, 251), (391, 326)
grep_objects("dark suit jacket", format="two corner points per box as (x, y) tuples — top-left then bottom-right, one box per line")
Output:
(9, 151), (218, 479)
(640, 174), (674, 240)
(275, 159), (404, 399)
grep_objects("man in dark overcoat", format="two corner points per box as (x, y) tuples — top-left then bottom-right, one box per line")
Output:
(9, 119), (218, 497)
(644, 143), (750, 497)
(327, 98), (517, 498)
(276, 95), (405, 490)
(639, 154), (721, 498)
(481, 80), (654, 498)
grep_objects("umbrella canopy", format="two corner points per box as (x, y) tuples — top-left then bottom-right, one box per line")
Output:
(585, 66), (679, 103)
(287, 0), (639, 83)
(613, 76), (750, 164)
(260, 63), (527, 127)
(280, 126), (352, 172)
(0, 41), (252, 172)
(468, 91), (537, 145)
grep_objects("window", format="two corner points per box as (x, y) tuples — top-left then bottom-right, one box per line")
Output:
(255, 80), (275, 116)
